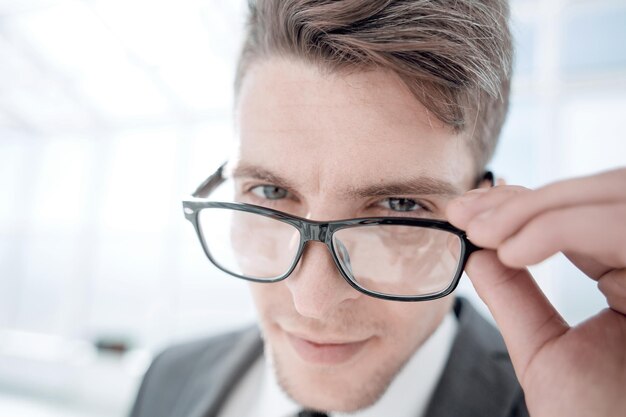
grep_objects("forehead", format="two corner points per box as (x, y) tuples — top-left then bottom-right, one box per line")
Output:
(235, 58), (475, 194)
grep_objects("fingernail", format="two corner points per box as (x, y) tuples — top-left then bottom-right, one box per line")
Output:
(456, 189), (488, 203)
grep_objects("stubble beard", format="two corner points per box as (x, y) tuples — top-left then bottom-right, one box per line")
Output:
(267, 339), (418, 413)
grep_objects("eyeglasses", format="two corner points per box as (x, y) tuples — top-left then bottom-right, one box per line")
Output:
(182, 164), (482, 302)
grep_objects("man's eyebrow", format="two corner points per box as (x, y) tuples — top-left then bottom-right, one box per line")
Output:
(230, 164), (460, 197)
(230, 164), (296, 189)
(344, 176), (461, 198)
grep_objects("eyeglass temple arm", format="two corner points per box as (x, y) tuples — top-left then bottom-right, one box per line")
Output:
(191, 162), (228, 198)
(481, 171), (496, 187)
(480, 170), (495, 187)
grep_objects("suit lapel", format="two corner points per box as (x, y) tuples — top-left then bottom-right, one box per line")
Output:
(171, 326), (263, 417)
(423, 298), (525, 417)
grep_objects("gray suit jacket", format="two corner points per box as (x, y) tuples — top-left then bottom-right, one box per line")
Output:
(130, 299), (529, 417)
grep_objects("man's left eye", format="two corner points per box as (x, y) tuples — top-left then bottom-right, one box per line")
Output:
(382, 197), (424, 212)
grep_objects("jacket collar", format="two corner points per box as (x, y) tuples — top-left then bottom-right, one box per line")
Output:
(423, 298), (525, 417)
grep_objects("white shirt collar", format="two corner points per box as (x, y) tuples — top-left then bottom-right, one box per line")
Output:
(220, 312), (458, 417)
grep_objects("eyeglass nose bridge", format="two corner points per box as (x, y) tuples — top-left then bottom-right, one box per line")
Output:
(300, 221), (330, 244)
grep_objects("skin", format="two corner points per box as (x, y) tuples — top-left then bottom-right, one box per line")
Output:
(233, 57), (479, 412)
(446, 169), (626, 417)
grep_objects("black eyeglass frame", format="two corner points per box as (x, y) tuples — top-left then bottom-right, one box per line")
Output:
(182, 164), (484, 302)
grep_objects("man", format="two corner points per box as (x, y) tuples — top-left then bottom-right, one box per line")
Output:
(130, 1), (626, 416)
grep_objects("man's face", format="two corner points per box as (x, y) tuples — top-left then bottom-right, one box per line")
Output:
(234, 58), (476, 412)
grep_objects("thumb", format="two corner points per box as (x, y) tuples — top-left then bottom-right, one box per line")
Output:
(464, 249), (569, 381)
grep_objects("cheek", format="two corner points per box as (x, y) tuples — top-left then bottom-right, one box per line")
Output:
(380, 297), (454, 349)
(249, 282), (275, 311)
(248, 281), (292, 321)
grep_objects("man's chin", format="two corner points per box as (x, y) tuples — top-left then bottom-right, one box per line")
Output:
(269, 346), (397, 413)
(276, 370), (384, 413)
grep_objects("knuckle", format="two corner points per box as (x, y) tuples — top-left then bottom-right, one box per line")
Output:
(492, 184), (531, 195)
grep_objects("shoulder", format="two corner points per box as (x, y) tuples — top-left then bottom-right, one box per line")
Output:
(129, 325), (262, 417)
(150, 326), (256, 377)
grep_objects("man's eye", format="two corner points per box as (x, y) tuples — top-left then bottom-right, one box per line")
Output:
(250, 185), (289, 200)
(382, 197), (424, 212)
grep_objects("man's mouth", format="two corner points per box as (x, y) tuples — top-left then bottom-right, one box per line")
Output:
(285, 331), (370, 365)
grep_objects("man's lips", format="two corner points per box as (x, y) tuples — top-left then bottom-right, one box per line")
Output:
(285, 331), (370, 365)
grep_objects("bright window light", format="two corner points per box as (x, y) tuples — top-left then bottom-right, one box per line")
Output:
(30, 137), (94, 233)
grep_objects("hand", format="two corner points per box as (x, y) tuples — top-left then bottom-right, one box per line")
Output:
(446, 168), (626, 417)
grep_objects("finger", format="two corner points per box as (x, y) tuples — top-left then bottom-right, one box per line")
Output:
(464, 250), (568, 381)
(494, 203), (626, 274)
(446, 185), (529, 230)
(598, 270), (626, 315)
(465, 168), (626, 248)
(563, 250), (613, 282)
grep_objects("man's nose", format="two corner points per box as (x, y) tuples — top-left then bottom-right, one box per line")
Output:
(285, 241), (361, 320)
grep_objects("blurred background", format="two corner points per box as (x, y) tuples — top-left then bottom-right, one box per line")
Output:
(0, 0), (625, 415)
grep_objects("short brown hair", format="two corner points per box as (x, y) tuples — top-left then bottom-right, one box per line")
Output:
(235, 0), (513, 170)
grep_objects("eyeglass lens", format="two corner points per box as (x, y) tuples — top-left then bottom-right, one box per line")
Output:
(332, 225), (461, 296)
(197, 207), (462, 296)
(199, 207), (301, 280)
